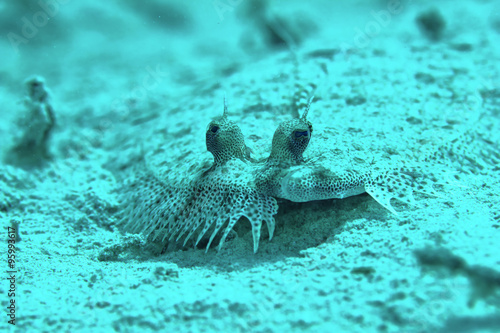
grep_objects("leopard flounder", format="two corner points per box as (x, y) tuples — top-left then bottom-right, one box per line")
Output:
(120, 97), (445, 253)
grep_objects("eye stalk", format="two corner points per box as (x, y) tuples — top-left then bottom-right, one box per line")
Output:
(205, 96), (248, 166)
(267, 96), (314, 165)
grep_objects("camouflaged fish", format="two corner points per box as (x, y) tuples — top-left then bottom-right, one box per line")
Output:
(119, 96), (446, 253)
(120, 98), (278, 253)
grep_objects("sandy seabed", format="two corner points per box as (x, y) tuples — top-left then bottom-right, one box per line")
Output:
(0, 0), (499, 332)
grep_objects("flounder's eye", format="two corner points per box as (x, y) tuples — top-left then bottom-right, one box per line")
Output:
(210, 125), (220, 133)
(294, 130), (309, 138)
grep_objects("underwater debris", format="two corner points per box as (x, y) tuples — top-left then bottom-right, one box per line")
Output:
(6, 76), (56, 168)
(414, 247), (500, 308)
(9, 218), (22, 242)
(416, 8), (446, 42)
(238, 0), (317, 51)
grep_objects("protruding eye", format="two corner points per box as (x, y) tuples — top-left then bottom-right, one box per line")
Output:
(210, 125), (220, 133)
(294, 130), (309, 138)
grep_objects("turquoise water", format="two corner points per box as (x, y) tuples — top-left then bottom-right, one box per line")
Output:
(1, 1), (499, 332)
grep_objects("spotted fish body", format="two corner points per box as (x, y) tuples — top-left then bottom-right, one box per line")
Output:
(255, 98), (442, 217)
(267, 163), (435, 215)
(271, 166), (368, 201)
(120, 94), (445, 252)
(255, 96), (367, 202)
(120, 100), (278, 253)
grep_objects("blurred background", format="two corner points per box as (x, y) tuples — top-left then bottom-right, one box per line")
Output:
(0, 0), (498, 132)
(2, 0), (498, 87)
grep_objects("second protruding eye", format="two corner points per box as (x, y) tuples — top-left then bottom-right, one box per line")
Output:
(210, 125), (220, 133)
(294, 130), (309, 138)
